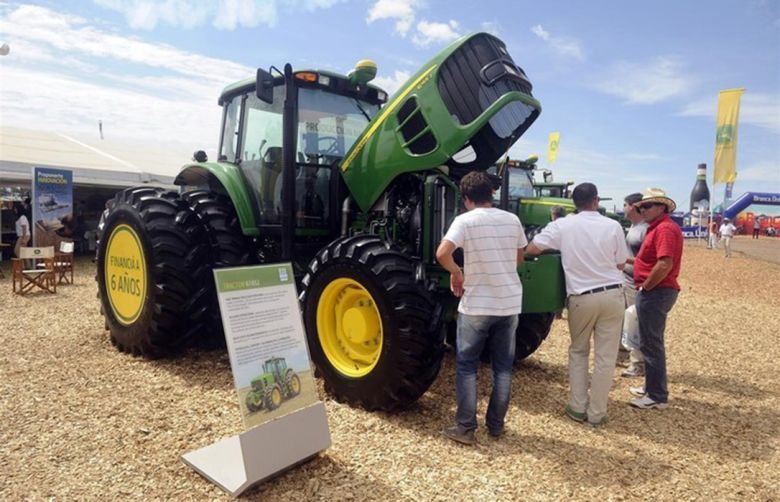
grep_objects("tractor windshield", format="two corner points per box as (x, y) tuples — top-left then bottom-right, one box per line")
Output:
(297, 88), (378, 165)
(493, 167), (535, 203)
(507, 168), (535, 198)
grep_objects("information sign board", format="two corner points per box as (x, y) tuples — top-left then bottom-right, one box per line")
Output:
(182, 263), (330, 497)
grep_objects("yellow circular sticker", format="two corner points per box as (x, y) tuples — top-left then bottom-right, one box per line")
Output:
(105, 224), (147, 325)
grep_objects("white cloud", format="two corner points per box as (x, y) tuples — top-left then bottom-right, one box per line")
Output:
(411, 20), (460, 47)
(0, 5), (256, 149)
(507, 137), (688, 208)
(597, 56), (694, 104)
(93, 0), (342, 30)
(530, 24), (584, 61)
(0, 5), (251, 86)
(366, 0), (417, 36)
(94, 0), (210, 29)
(736, 161), (780, 185)
(531, 24), (549, 41)
(0, 65), (221, 147)
(212, 0), (276, 29)
(373, 69), (411, 96)
(679, 92), (780, 134)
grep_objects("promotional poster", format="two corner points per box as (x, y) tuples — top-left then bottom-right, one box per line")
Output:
(213, 264), (317, 430)
(31, 167), (73, 247)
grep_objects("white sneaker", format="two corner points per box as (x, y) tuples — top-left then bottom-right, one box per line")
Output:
(629, 386), (646, 397)
(630, 395), (669, 410)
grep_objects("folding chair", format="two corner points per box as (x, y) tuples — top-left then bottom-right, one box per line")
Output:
(54, 241), (75, 285)
(12, 246), (56, 295)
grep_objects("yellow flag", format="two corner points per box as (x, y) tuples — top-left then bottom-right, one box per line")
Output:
(713, 88), (744, 184)
(547, 132), (560, 164)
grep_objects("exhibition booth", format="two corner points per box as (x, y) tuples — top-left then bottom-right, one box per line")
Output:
(0, 126), (191, 257)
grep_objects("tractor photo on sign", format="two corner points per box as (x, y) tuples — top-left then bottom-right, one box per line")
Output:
(95, 32), (567, 412)
(245, 357), (302, 413)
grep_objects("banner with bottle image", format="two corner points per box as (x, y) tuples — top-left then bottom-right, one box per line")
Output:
(31, 167), (73, 247)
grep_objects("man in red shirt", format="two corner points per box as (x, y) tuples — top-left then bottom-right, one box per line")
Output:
(629, 188), (683, 410)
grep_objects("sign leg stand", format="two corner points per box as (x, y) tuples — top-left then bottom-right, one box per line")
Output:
(182, 402), (331, 498)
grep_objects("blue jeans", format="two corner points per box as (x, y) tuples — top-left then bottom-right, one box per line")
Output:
(455, 314), (518, 433)
(635, 288), (679, 403)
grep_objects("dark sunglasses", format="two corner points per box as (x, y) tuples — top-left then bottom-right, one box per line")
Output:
(638, 202), (662, 210)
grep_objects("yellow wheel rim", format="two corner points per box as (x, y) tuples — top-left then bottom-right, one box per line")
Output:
(105, 224), (147, 326)
(316, 277), (383, 378)
(272, 387), (282, 407)
(291, 376), (301, 393)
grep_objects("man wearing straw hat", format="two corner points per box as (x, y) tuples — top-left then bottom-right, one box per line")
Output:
(629, 188), (683, 410)
(527, 183), (627, 427)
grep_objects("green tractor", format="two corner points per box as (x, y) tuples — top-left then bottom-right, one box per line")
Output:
(245, 357), (301, 412)
(96, 32), (566, 411)
(494, 155), (575, 235)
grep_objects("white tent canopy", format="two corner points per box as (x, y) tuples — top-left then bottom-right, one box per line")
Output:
(0, 126), (201, 187)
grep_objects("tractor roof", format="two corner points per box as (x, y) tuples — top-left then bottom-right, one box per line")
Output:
(218, 69), (387, 106)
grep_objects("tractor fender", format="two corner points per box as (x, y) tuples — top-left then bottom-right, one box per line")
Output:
(175, 162), (259, 236)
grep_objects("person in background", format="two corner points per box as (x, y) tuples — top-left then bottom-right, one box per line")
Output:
(708, 219), (719, 249)
(753, 217), (761, 239)
(719, 218), (737, 258)
(619, 192), (648, 377)
(13, 202), (30, 258)
(629, 188), (683, 410)
(436, 171), (527, 445)
(526, 183), (627, 427)
(550, 205), (565, 221)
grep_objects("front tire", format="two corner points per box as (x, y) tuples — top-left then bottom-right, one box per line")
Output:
(266, 384), (283, 410)
(286, 371), (301, 397)
(300, 234), (444, 411)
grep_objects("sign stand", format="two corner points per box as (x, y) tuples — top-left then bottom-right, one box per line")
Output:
(182, 402), (330, 497)
(181, 263), (331, 497)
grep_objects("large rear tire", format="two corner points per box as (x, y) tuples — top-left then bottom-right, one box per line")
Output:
(96, 187), (210, 357)
(181, 190), (253, 348)
(514, 312), (556, 363)
(300, 235), (444, 411)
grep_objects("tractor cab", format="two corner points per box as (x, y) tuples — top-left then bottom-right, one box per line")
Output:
(216, 62), (387, 259)
(262, 356), (288, 378)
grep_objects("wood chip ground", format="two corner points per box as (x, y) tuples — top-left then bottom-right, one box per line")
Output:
(1, 236), (778, 500)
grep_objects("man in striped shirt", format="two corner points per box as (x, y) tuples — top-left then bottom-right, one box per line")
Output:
(436, 171), (527, 445)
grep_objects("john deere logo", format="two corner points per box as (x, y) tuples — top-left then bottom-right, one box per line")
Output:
(550, 140), (559, 152)
(716, 125), (734, 146)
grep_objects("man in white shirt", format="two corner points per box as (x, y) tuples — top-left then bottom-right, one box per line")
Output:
(526, 183), (627, 427)
(719, 218), (737, 257)
(620, 192), (648, 378)
(436, 171), (527, 445)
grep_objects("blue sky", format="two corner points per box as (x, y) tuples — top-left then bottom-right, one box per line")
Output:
(1, 0), (778, 214)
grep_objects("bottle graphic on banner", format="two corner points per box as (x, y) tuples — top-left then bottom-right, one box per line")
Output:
(689, 163), (710, 226)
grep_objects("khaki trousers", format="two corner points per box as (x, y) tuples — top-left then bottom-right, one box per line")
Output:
(566, 287), (625, 422)
(623, 285), (644, 365)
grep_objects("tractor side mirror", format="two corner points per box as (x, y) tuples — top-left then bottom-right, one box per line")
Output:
(256, 68), (274, 104)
